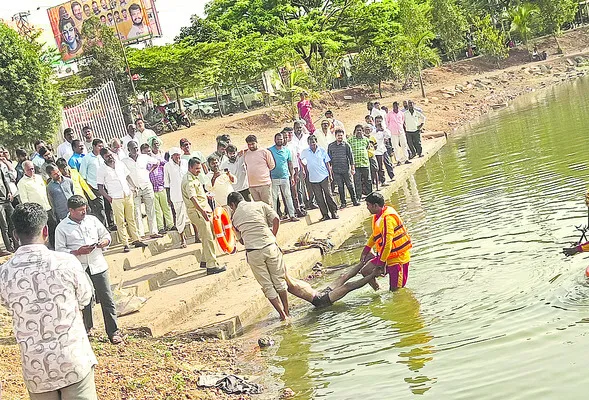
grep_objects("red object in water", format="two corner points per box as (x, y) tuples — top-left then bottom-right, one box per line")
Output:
(585, 266), (589, 278)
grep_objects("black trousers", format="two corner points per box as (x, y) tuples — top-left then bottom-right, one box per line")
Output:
(82, 269), (119, 338)
(353, 167), (372, 199)
(238, 188), (251, 202)
(333, 171), (357, 205)
(0, 201), (15, 252)
(90, 187), (109, 228)
(47, 210), (57, 250)
(376, 154), (394, 183)
(406, 130), (422, 158)
(310, 177), (338, 218)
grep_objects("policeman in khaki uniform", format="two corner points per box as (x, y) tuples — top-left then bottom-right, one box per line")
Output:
(181, 157), (226, 275)
(227, 191), (290, 321)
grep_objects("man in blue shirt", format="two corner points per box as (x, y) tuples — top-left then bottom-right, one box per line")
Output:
(268, 132), (299, 222)
(300, 135), (339, 221)
(68, 139), (85, 171)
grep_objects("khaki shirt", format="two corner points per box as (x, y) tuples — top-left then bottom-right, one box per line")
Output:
(181, 171), (211, 215)
(232, 201), (278, 250)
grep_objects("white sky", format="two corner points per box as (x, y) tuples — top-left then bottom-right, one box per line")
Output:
(0, 0), (207, 46)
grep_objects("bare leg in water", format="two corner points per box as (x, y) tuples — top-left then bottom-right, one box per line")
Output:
(286, 262), (382, 305)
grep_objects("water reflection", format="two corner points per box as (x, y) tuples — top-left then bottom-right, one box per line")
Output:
(368, 290), (435, 395)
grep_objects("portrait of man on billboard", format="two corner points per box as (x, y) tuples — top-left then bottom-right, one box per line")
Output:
(59, 16), (82, 56)
(92, 1), (100, 15)
(127, 3), (148, 39)
(71, 1), (83, 21)
(83, 3), (92, 17)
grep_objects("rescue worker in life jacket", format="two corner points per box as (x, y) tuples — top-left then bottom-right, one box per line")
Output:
(360, 192), (412, 291)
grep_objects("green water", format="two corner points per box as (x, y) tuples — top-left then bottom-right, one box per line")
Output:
(264, 78), (589, 399)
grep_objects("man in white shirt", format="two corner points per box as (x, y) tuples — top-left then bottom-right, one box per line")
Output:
(386, 101), (410, 165)
(220, 144), (250, 201)
(164, 147), (189, 247)
(374, 115), (394, 185)
(56, 127), (75, 162)
(324, 110), (345, 134)
(206, 155), (234, 207)
(291, 121), (316, 212)
(0, 203), (98, 399)
(403, 100), (426, 158)
(314, 120), (336, 150)
(97, 148), (146, 252)
(136, 117), (157, 146)
(121, 124), (142, 157)
(55, 195), (123, 344)
(370, 101), (387, 128)
(122, 141), (160, 239)
(127, 3), (148, 39)
(82, 126), (94, 155)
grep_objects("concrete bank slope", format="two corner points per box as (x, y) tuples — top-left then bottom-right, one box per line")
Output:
(113, 136), (446, 338)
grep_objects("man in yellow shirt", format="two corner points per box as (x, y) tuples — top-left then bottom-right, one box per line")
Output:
(56, 158), (96, 202)
(360, 192), (412, 291)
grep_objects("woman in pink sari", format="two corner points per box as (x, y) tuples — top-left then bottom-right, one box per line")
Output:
(297, 91), (315, 133)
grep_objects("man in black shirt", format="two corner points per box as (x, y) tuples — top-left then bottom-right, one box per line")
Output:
(327, 129), (359, 208)
(0, 166), (15, 253)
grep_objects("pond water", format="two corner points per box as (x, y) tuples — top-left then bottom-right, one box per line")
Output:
(264, 78), (589, 399)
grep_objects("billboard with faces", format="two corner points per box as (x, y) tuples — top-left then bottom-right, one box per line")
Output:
(47, 0), (155, 62)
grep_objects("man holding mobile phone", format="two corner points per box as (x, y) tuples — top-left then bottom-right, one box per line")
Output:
(55, 195), (123, 345)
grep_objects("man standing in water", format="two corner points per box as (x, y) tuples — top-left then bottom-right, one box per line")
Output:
(360, 192), (412, 291)
(228, 191), (290, 320)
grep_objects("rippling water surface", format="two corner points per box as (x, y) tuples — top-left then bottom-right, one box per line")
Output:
(264, 78), (589, 399)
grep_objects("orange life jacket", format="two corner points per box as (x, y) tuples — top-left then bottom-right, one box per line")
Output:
(371, 206), (412, 260)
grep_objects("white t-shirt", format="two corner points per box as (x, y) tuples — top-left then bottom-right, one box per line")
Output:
(371, 108), (387, 128)
(220, 156), (248, 192)
(57, 141), (74, 162)
(374, 129), (391, 156)
(139, 129), (157, 145)
(206, 171), (234, 206)
(96, 161), (132, 199)
(121, 133), (142, 156)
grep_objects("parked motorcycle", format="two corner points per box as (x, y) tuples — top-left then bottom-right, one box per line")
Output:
(167, 108), (191, 128)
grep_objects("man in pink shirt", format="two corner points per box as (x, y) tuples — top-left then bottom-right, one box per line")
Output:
(386, 101), (411, 165)
(243, 135), (276, 205)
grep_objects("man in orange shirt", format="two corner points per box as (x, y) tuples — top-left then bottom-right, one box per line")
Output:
(360, 192), (412, 291)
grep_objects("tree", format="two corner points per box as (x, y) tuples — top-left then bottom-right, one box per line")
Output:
(174, 15), (230, 44)
(507, 3), (539, 49)
(537, 0), (577, 54)
(472, 15), (509, 66)
(431, 0), (469, 61)
(352, 47), (394, 97)
(80, 17), (134, 117)
(0, 22), (61, 148)
(393, 0), (439, 97)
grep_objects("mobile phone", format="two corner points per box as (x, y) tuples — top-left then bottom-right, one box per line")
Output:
(224, 168), (229, 173)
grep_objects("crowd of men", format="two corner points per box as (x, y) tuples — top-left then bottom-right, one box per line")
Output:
(0, 98), (423, 399)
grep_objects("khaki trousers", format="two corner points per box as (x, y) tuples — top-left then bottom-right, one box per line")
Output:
(187, 209), (217, 267)
(112, 195), (141, 246)
(246, 243), (287, 299)
(249, 184), (273, 206)
(29, 367), (97, 400)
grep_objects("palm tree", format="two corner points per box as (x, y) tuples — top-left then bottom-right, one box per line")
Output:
(507, 3), (539, 51)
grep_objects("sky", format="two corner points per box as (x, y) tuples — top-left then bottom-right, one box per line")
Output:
(0, 0), (207, 46)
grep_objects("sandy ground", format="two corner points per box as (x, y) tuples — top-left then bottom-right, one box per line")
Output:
(3, 26), (589, 400)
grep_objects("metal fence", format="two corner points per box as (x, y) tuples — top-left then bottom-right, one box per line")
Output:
(60, 81), (126, 145)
